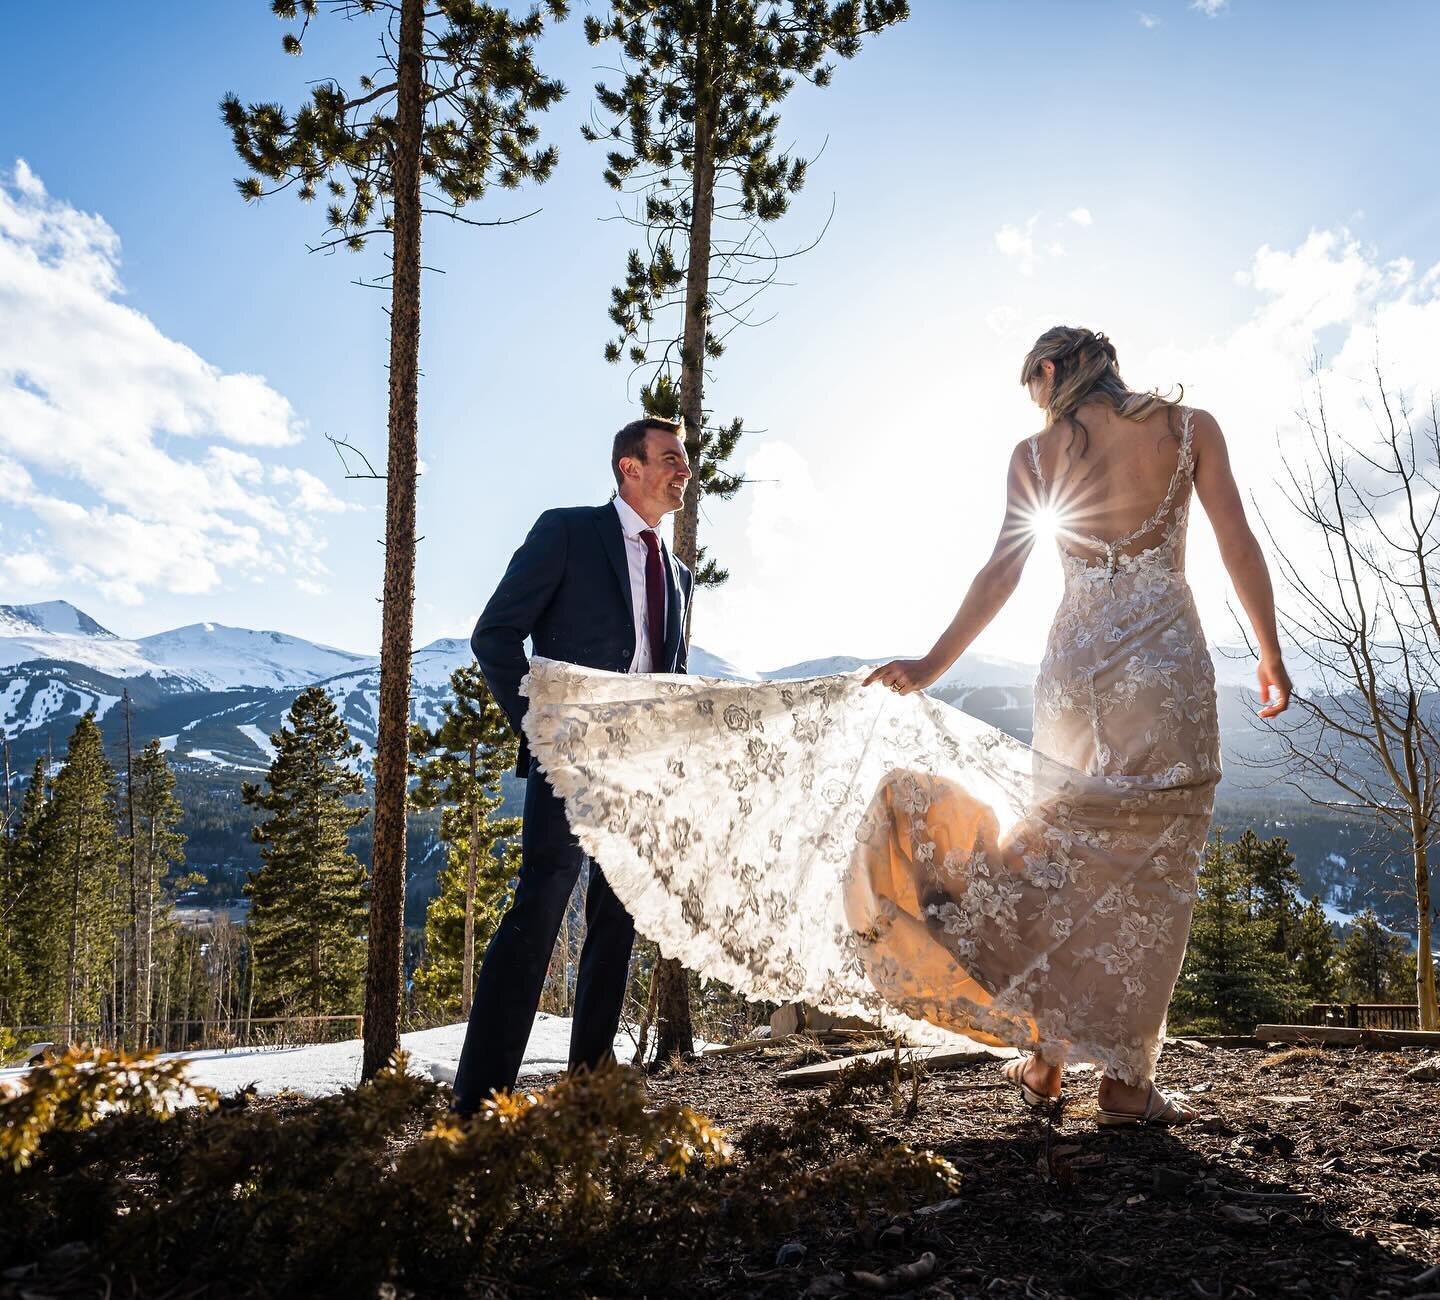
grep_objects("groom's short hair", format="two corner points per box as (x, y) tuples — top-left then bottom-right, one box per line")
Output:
(611, 415), (685, 487)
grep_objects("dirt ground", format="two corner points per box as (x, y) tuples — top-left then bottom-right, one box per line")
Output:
(619, 1037), (1440, 1300)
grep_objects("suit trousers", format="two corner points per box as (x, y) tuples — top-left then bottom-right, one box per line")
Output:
(450, 770), (636, 1113)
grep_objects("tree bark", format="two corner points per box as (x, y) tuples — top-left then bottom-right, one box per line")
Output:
(362, 0), (425, 1081)
(124, 694), (140, 1049)
(651, 0), (720, 1065)
(1414, 813), (1438, 1029)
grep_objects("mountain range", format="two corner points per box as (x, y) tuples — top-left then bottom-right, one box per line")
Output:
(0, 600), (1412, 932)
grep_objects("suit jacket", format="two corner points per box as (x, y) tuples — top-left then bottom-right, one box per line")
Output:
(472, 503), (693, 776)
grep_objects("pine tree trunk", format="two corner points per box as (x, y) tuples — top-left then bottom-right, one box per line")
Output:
(649, 0), (719, 1066)
(124, 695), (140, 1049)
(362, 0), (425, 1082)
(141, 818), (157, 1049)
(63, 802), (84, 1042)
(1413, 813), (1437, 1029)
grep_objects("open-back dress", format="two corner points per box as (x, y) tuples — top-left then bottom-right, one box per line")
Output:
(520, 408), (1220, 1083)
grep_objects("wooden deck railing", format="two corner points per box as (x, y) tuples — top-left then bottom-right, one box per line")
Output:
(1300, 1003), (1420, 1031)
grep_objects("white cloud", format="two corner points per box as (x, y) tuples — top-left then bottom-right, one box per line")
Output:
(994, 216), (1041, 274)
(1138, 12), (1161, 28)
(693, 227), (1440, 672)
(1191, 0), (1227, 15)
(1067, 208), (1093, 227)
(0, 161), (356, 604)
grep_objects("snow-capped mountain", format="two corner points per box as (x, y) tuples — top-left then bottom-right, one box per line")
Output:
(135, 623), (374, 691)
(0, 601), (372, 691)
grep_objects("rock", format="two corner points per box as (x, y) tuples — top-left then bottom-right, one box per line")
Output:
(776, 1241), (807, 1268)
(1165, 1037), (1212, 1053)
(769, 1004), (804, 1039)
(1217, 1204), (1266, 1227)
(1151, 1165), (1193, 1196)
(1197, 1117), (1237, 1136)
(805, 1007), (880, 1034)
(1407, 1055), (1440, 1082)
(913, 1197), (965, 1218)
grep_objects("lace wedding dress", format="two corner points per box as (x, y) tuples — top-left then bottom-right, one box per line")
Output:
(521, 409), (1220, 1083)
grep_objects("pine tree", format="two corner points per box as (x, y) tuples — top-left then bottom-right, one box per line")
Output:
(242, 687), (370, 1018)
(1337, 909), (1411, 1002)
(583, 0), (908, 1058)
(1295, 895), (1339, 1001)
(410, 666), (519, 1018)
(413, 839), (522, 1022)
(47, 716), (122, 1039)
(1169, 832), (1297, 1033)
(1232, 829), (1303, 958)
(224, 0), (568, 1079)
(7, 760), (59, 1026)
(126, 740), (187, 1045)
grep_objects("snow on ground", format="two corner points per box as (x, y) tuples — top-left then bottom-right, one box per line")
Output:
(0, 1015), (650, 1101)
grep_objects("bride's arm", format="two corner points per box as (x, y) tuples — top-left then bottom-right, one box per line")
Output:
(866, 441), (1038, 694)
(1190, 409), (1291, 718)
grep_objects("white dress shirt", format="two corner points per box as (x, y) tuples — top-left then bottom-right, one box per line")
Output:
(613, 496), (669, 672)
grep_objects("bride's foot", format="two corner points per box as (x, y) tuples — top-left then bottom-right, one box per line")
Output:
(1001, 1053), (1062, 1107)
(1096, 1076), (1198, 1127)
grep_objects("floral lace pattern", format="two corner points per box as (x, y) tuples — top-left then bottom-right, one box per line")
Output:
(521, 410), (1219, 1084)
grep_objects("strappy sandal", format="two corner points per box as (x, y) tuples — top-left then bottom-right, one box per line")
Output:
(1001, 1053), (1062, 1109)
(1096, 1080), (1198, 1127)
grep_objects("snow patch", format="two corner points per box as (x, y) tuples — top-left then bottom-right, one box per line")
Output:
(0, 1015), (689, 1101)
(236, 723), (276, 760)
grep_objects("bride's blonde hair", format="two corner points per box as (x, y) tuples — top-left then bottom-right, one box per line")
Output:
(1020, 325), (1182, 455)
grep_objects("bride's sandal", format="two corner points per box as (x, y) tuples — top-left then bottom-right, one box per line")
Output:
(1001, 1054), (1062, 1109)
(1096, 1080), (1198, 1128)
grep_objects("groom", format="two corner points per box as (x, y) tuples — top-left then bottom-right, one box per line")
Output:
(450, 415), (694, 1112)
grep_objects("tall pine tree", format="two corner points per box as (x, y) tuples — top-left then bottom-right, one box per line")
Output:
(1295, 895), (1340, 1001)
(583, 0), (908, 1057)
(224, 0), (568, 1079)
(126, 739), (187, 1045)
(243, 687), (370, 1018)
(1232, 828), (1302, 958)
(5, 761), (58, 1026)
(47, 716), (121, 1039)
(410, 665), (519, 1018)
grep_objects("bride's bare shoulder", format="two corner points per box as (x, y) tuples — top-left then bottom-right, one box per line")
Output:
(1184, 407), (1226, 459)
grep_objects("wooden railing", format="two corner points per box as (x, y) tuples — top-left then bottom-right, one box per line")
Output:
(1300, 1002), (1420, 1031)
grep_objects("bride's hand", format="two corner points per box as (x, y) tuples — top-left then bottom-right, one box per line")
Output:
(1257, 654), (1292, 718)
(864, 657), (941, 696)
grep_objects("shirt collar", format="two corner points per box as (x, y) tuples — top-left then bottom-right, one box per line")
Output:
(614, 495), (662, 544)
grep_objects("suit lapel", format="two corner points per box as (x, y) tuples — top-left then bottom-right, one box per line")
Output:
(593, 504), (633, 622)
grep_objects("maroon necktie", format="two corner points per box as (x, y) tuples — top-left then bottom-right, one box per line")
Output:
(640, 529), (667, 671)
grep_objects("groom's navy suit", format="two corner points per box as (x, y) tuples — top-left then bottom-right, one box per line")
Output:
(452, 503), (692, 1111)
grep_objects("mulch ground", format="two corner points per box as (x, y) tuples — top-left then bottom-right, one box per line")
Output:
(623, 1037), (1440, 1300)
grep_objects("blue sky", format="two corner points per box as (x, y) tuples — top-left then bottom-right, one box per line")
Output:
(3, 1), (1439, 671)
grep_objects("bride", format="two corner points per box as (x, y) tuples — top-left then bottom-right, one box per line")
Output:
(521, 325), (1292, 1126)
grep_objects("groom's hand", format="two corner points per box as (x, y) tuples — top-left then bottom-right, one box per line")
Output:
(864, 657), (940, 696)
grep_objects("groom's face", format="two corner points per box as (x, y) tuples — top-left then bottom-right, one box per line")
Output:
(626, 428), (691, 518)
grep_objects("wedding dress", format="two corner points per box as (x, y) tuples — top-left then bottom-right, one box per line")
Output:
(520, 409), (1220, 1084)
